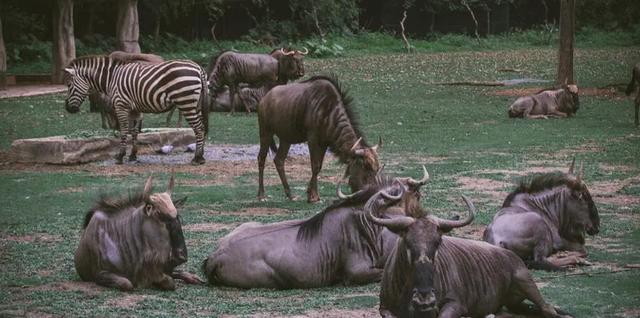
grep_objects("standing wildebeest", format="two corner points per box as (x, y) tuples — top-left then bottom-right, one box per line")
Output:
(257, 75), (381, 202)
(508, 85), (580, 119)
(483, 160), (600, 271)
(625, 63), (640, 126)
(202, 168), (430, 289)
(367, 190), (572, 318)
(75, 176), (203, 291)
(63, 54), (209, 164)
(206, 48), (307, 114)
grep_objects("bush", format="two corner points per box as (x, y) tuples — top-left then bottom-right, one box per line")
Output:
(303, 39), (344, 58)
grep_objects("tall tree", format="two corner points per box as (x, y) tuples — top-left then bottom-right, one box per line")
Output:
(52, 0), (76, 84)
(116, 0), (140, 53)
(556, 0), (575, 85)
(0, 15), (6, 90)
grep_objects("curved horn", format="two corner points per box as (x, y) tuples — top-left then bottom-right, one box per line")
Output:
(568, 157), (576, 174)
(350, 137), (363, 152)
(365, 191), (415, 231)
(371, 136), (382, 152)
(143, 176), (154, 200)
(336, 176), (361, 199)
(407, 165), (430, 186)
(167, 173), (175, 197)
(279, 48), (286, 55)
(431, 195), (475, 231)
(577, 161), (584, 183)
(299, 47), (309, 55)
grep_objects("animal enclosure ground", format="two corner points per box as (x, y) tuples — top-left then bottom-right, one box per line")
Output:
(1, 47), (639, 317)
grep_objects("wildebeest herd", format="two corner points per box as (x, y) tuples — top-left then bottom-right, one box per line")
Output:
(58, 49), (640, 317)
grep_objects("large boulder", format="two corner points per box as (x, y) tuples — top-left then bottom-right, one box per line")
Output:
(10, 128), (195, 164)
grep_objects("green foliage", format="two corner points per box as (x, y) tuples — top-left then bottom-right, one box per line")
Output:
(302, 39), (344, 58)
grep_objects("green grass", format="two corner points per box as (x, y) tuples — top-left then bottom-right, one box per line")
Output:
(1, 43), (639, 317)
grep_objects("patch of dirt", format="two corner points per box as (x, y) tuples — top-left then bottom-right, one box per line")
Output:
(453, 223), (486, 241)
(477, 166), (566, 177)
(2, 233), (62, 243)
(456, 176), (511, 200)
(104, 295), (148, 309)
(206, 207), (289, 216)
(599, 164), (637, 173)
(620, 308), (640, 318)
(28, 281), (103, 297)
(596, 195), (640, 207)
(492, 87), (623, 99)
(239, 308), (378, 318)
(57, 186), (86, 193)
(182, 222), (237, 232)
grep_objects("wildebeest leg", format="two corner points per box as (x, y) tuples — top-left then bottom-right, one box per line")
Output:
(526, 242), (564, 271)
(128, 112), (140, 162)
(153, 273), (176, 291)
(95, 270), (134, 291)
(547, 110), (568, 118)
(307, 142), (327, 203)
(171, 270), (204, 284)
(274, 142), (293, 200)
(379, 308), (398, 318)
(343, 262), (382, 285)
(114, 104), (129, 164)
(438, 301), (466, 318)
(634, 93), (639, 126)
(510, 268), (572, 318)
(257, 133), (273, 201)
(229, 85), (238, 115)
(236, 91), (252, 113)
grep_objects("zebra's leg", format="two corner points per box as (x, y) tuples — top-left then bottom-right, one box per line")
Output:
(128, 112), (141, 162)
(180, 104), (206, 165)
(114, 105), (130, 164)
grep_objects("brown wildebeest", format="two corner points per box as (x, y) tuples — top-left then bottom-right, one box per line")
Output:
(207, 48), (307, 114)
(74, 176), (202, 291)
(367, 189), (572, 318)
(508, 85), (580, 119)
(483, 160), (600, 271)
(202, 168), (429, 289)
(625, 63), (640, 126)
(209, 84), (271, 113)
(257, 74), (381, 202)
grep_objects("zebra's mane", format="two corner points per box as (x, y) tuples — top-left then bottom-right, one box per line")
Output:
(303, 74), (368, 148)
(82, 189), (145, 229)
(502, 173), (579, 207)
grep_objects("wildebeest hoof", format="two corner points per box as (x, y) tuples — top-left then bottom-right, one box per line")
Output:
(307, 196), (321, 203)
(191, 157), (205, 165)
(128, 155), (138, 162)
(173, 271), (205, 285)
(257, 195), (267, 202)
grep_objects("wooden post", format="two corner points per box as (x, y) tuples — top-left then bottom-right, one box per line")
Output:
(556, 0), (575, 85)
(0, 15), (7, 90)
(116, 0), (141, 53)
(52, 0), (76, 84)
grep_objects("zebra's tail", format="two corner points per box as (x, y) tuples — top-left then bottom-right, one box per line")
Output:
(199, 70), (210, 137)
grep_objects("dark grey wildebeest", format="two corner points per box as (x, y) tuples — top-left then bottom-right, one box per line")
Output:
(210, 84), (272, 113)
(625, 63), (640, 126)
(75, 176), (202, 291)
(207, 48), (306, 114)
(367, 189), (572, 318)
(257, 75), (381, 202)
(508, 85), (580, 119)
(483, 160), (600, 271)
(202, 168), (430, 289)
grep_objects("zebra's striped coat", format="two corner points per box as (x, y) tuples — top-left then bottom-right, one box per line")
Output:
(63, 55), (209, 164)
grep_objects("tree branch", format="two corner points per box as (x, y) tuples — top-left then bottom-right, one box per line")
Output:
(400, 10), (413, 53)
(461, 0), (480, 42)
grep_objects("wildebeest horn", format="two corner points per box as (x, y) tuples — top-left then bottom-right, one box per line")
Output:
(143, 176), (154, 200)
(351, 137), (364, 156)
(432, 195), (475, 231)
(407, 165), (430, 186)
(577, 161), (584, 183)
(336, 176), (361, 199)
(281, 48), (296, 56)
(365, 189), (415, 231)
(371, 136), (382, 152)
(299, 47), (309, 55)
(167, 173), (175, 197)
(568, 157), (576, 174)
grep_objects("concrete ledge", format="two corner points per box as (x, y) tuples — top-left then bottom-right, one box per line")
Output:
(10, 128), (195, 164)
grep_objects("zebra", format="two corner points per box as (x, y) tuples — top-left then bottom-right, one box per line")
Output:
(63, 55), (210, 164)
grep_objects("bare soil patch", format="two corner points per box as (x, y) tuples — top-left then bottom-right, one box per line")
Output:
(620, 308), (640, 318)
(240, 308), (378, 318)
(456, 176), (511, 201)
(492, 87), (623, 99)
(182, 222), (237, 232)
(28, 281), (103, 297)
(453, 223), (486, 241)
(104, 295), (148, 309)
(2, 233), (62, 243)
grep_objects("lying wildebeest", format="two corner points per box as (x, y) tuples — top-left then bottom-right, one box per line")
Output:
(625, 63), (640, 126)
(202, 168), (429, 289)
(210, 84), (271, 113)
(88, 52), (165, 131)
(75, 175), (202, 291)
(257, 75), (381, 202)
(206, 48), (307, 114)
(508, 84), (580, 119)
(483, 160), (600, 271)
(368, 190), (572, 318)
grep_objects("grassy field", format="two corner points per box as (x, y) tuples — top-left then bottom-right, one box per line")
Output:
(1, 45), (639, 317)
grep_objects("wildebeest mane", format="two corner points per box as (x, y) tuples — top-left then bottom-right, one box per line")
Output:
(502, 173), (577, 208)
(302, 74), (368, 148)
(82, 190), (145, 229)
(206, 50), (233, 75)
(296, 175), (394, 241)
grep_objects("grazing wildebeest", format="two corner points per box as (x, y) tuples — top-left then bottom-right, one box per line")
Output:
(483, 160), (600, 271)
(368, 190), (572, 318)
(75, 176), (203, 291)
(206, 48), (307, 114)
(202, 168), (430, 289)
(63, 54), (209, 164)
(508, 85), (580, 119)
(257, 75), (381, 202)
(625, 63), (640, 126)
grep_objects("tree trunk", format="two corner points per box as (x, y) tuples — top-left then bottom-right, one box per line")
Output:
(0, 15), (7, 89)
(556, 0), (575, 85)
(429, 11), (436, 34)
(52, 0), (76, 84)
(116, 0), (141, 53)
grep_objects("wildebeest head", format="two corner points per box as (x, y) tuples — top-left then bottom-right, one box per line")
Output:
(365, 189), (476, 316)
(63, 66), (91, 113)
(142, 175), (188, 267)
(566, 159), (599, 237)
(345, 137), (382, 190)
(276, 48), (308, 80)
(561, 84), (580, 114)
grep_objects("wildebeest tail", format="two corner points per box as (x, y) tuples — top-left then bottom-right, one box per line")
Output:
(198, 69), (210, 137)
(626, 67), (638, 96)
